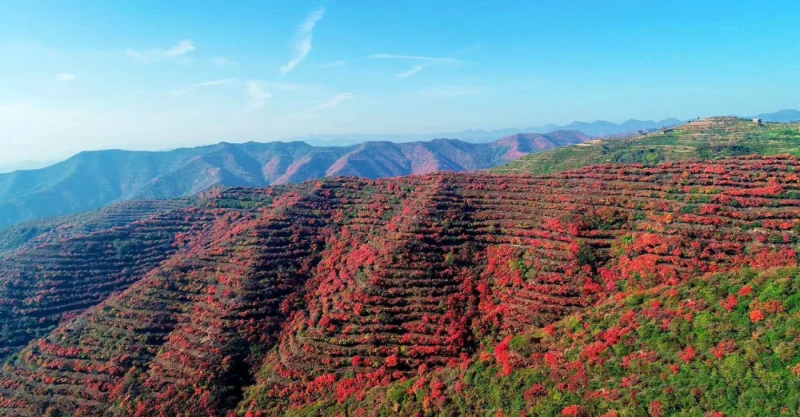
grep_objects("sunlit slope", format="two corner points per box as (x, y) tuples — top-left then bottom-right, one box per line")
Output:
(313, 266), (800, 416)
(493, 117), (800, 175)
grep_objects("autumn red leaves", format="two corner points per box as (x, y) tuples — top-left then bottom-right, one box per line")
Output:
(2, 155), (800, 415)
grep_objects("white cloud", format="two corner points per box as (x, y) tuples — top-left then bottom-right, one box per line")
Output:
(164, 40), (195, 57)
(166, 79), (237, 97)
(55, 73), (76, 81)
(372, 54), (462, 64)
(193, 78), (236, 87)
(260, 81), (306, 90)
(416, 87), (485, 97)
(246, 81), (273, 111)
(126, 40), (195, 62)
(212, 57), (239, 69)
(280, 6), (325, 74)
(319, 59), (347, 68)
(313, 92), (353, 110)
(373, 53), (463, 79)
(396, 65), (424, 79)
(167, 89), (193, 96)
(319, 54), (462, 72)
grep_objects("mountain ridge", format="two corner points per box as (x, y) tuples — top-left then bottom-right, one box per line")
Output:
(751, 108), (800, 123)
(0, 131), (590, 229)
(297, 118), (685, 146)
(3, 110), (796, 175)
(292, 110), (799, 145)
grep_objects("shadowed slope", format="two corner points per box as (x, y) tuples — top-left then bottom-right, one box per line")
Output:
(0, 199), (191, 256)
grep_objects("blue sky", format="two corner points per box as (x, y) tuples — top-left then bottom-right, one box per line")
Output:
(1, 0), (799, 164)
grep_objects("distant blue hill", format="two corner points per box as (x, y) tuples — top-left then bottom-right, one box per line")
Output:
(533, 118), (685, 138)
(290, 111), (800, 146)
(0, 160), (58, 174)
(0, 131), (589, 229)
(751, 109), (800, 123)
(298, 118), (685, 146)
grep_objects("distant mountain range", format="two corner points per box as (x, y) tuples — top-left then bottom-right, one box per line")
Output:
(4, 110), (796, 174)
(291, 109), (800, 146)
(296, 118), (684, 146)
(751, 109), (800, 123)
(1, 109), (796, 228)
(0, 131), (589, 228)
(0, 160), (58, 174)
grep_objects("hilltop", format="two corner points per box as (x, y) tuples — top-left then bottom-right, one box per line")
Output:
(494, 117), (800, 175)
(0, 131), (588, 229)
(0, 155), (799, 415)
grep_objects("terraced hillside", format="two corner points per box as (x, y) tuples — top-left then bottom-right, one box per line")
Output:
(1, 155), (800, 415)
(494, 117), (800, 175)
(0, 199), (191, 255)
(315, 266), (800, 416)
(0, 202), (225, 363)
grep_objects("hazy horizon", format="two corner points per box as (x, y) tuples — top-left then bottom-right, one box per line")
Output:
(0, 107), (785, 169)
(0, 113), (689, 167)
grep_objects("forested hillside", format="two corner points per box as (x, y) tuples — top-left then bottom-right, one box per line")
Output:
(0, 155), (799, 415)
(320, 266), (800, 416)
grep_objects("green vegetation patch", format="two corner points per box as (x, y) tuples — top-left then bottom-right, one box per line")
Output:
(309, 266), (800, 416)
(493, 118), (800, 175)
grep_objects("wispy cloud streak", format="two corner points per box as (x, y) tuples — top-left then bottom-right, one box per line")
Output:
(280, 6), (325, 74)
(193, 78), (236, 87)
(372, 54), (462, 64)
(126, 40), (195, 62)
(314, 92), (353, 110)
(246, 81), (273, 111)
(395, 65), (424, 79)
(319, 59), (348, 68)
(373, 52), (464, 79)
(300, 93), (354, 115)
(167, 79), (237, 96)
(212, 57), (239, 69)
